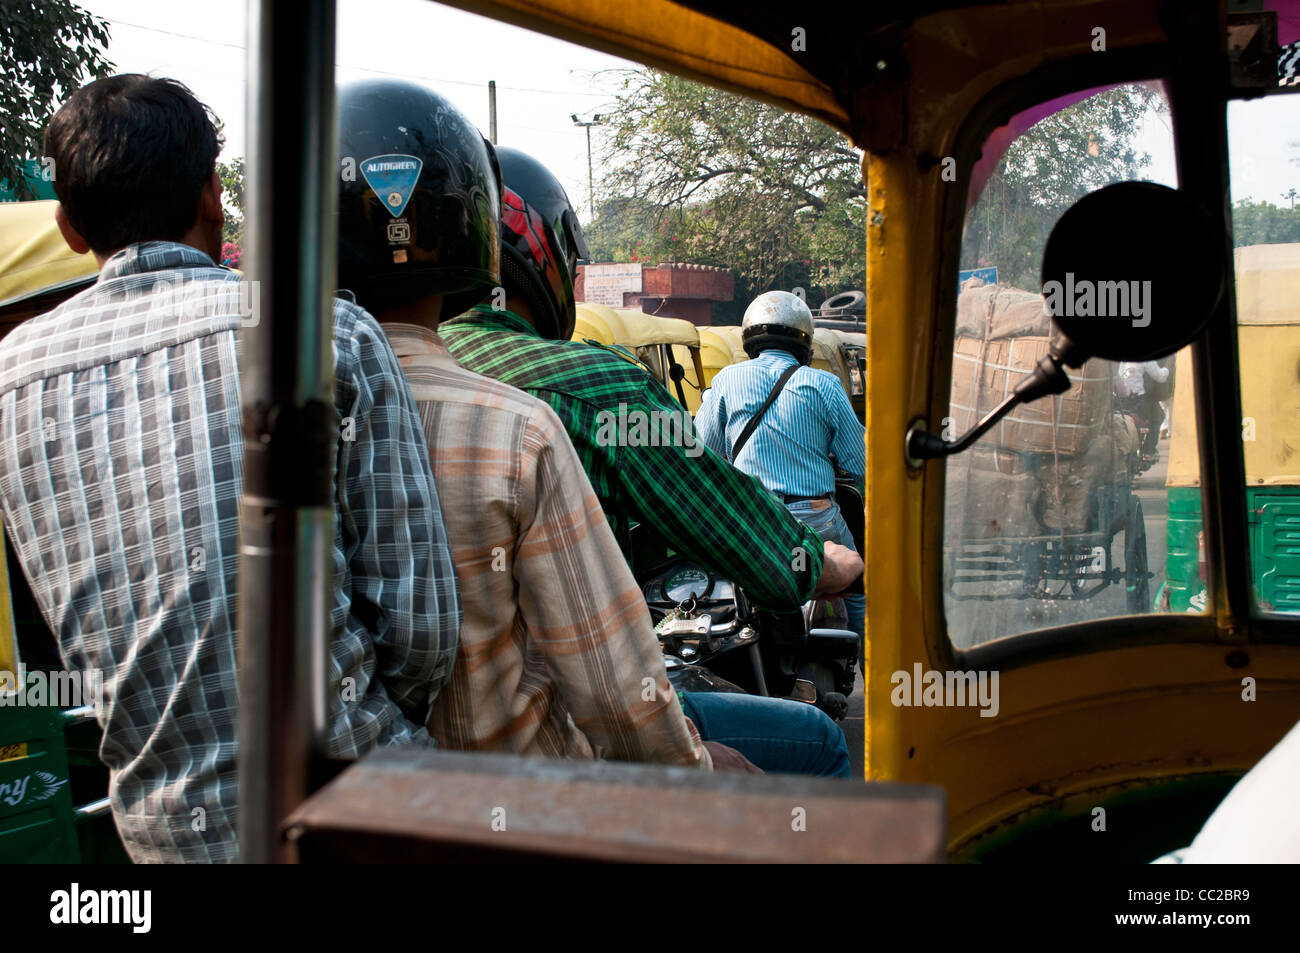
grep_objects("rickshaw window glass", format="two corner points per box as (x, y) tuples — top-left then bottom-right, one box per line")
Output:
(944, 82), (1204, 651)
(1227, 93), (1300, 615)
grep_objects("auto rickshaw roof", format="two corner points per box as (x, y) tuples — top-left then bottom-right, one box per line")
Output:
(613, 310), (700, 347)
(574, 303), (699, 348)
(0, 200), (97, 310)
(812, 327), (866, 349)
(573, 302), (620, 345)
(699, 326), (747, 366)
(810, 326), (847, 364)
(437, 0), (995, 134)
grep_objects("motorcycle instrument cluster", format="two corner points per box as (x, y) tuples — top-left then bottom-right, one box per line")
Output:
(663, 567), (712, 603)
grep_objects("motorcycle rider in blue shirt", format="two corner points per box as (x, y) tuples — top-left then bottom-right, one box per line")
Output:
(696, 291), (866, 650)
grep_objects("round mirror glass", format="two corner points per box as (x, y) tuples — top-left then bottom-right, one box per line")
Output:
(1040, 182), (1225, 361)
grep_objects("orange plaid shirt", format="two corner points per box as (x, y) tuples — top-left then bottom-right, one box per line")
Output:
(385, 323), (710, 768)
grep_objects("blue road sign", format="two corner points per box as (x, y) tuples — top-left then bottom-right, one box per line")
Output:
(958, 267), (998, 286)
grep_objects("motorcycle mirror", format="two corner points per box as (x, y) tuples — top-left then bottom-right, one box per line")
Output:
(1041, 182), (1225, 364)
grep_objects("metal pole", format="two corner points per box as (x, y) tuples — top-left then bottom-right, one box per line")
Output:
(572, 114), (602, 218)
(239, 0), (337, 864)
(586, 124), (594, 216)
(488, 80), (498, 144)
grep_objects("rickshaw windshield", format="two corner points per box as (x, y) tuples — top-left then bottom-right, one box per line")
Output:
(942, 80), (1203, 649)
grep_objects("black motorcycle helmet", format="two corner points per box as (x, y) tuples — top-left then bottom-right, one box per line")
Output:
(496, 147), (590, 340)
(337, 79), (501, 318)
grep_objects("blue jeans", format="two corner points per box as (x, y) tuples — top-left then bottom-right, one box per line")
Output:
(785, 498), (866, 643)
(680, 691), (851, 778)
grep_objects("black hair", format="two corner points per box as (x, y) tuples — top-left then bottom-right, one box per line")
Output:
(43, 74), (223, 254)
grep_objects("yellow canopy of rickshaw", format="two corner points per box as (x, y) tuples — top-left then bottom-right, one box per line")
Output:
(0, 200), (97, 309)
(573, 303), (700, 348)
(701, 325), (747, 366)
(438, 1), (847, 133)
(698, 326), (746, 372)
(610, 309), (700, 348)
(1168, 243), (1300, 487)
(572, 302), (620, 346)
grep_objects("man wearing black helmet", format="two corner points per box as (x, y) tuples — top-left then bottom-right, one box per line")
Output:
(440, 148), (863, 614)
(337, 82), (850, 777)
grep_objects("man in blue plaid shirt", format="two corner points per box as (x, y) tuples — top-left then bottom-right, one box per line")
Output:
(0, 75), (460, 862)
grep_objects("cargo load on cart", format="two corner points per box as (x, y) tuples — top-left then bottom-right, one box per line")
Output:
(943, 277), (1149, 610)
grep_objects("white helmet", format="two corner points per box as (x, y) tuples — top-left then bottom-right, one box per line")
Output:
(741, 291), (815, 363)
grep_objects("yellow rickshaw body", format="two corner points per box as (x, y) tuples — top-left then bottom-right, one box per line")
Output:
(673, 324), (749, 412)
(1168, 243), (1300, 489)
(621, 313), (705, 412)
(695, 325), (747, 391)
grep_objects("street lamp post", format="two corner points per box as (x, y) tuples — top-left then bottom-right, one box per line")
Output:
(571, 112), (604, 217)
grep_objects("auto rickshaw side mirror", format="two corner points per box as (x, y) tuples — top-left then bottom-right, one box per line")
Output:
(1040, 182), (1225, 363)
(906, 182), (1225, 465)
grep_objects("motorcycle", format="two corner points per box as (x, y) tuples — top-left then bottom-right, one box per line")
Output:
(639, 554), (859, 720)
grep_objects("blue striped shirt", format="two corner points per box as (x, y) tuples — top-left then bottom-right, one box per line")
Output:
(0, 241), (459, 862)
(696, 349), (865, 498)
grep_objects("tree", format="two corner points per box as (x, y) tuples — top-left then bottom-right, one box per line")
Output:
(217, 156), (244, 245)
(590, 68), (865, 310)
(1230, 198), (1300, 246)
(0, 0), (113, 199)
(960, 84), (1160, 289)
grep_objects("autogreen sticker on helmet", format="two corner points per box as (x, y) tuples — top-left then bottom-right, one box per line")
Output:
(360, 154), (423, 218)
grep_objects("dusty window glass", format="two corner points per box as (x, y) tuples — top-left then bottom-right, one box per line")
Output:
(1226, 94), (1300, 614)
(944, 82), (1201, 650)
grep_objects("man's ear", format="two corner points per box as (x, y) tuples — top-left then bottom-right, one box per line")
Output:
(200, 172), (224, 227)
(54, 204), (91, 256)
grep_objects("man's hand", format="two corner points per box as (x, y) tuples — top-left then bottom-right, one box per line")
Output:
(812, 541), (864, 599)
(703, 741), (765, 774)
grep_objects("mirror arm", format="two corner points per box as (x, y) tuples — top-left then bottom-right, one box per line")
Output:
(905, 346), (1075, 463)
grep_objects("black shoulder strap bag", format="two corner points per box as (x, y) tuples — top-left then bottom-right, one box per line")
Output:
(729, 363), (800, 462)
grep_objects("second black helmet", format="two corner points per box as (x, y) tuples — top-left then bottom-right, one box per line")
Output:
(496, 147), (590, 340)
(337, 78), (501, 318)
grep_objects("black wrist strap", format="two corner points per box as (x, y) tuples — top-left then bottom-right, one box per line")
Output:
(731, 363), (800, 462)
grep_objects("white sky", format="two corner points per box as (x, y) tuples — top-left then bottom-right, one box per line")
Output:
(76, 0), (637, 217)
(71, 1), (1300, 216)
(1228, 97), (1300, 205)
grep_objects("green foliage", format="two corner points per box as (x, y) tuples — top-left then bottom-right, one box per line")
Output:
(960, 85), (1160, 289)
(0, 0), (113, 199)
(588, 69), (865, 310)
(1230, 198), (1300, 246)
(217, 156), (244, 245)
